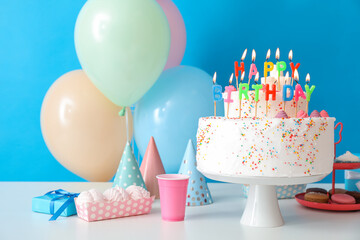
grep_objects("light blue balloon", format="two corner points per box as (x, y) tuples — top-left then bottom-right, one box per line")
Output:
(134, 66), (224, 173)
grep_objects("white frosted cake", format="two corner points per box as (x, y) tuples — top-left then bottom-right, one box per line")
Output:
(196, 53), (335, 178)
(196, 117), (334, 177)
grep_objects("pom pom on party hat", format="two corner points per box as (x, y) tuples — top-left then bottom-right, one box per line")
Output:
(140, 137), (165, 199)
(178, 139), (213, 206)
(113, 142), (146, 189)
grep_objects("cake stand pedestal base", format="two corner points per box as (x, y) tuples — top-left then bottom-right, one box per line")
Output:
(200, 171), (328, 228)
(241, 185), (283, 227)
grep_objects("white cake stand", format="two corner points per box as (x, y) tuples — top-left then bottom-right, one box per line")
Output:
(200, 170), (328, 228)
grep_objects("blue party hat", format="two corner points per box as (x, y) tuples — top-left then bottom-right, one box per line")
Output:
(113, 142), (146, 189)
(178, 139), (213, 206)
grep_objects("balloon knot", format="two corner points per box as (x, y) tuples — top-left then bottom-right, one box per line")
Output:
(118, 107), (126, 116)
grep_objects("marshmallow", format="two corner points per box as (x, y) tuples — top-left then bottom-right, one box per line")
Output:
(77, 191), (94, 205)
(126, 185), (150, 200)
(103, 186), (130, 202)
(88, 189), (105, 202)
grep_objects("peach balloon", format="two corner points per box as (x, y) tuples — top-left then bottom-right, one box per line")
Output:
(40, 70), (133, 181)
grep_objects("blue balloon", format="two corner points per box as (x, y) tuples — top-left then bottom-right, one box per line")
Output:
(134, 66), (224, 173)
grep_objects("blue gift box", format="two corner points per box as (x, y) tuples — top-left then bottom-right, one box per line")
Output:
(243, 184), (307, 199)
(32, 189), (79, 220)
(344, 153), (360, 192)
(345, 169), (360, 192)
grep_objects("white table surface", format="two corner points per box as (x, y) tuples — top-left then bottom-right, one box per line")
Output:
(1, 182), (359, 240)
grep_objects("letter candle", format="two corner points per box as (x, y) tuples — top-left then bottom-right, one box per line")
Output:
(289, 49), (301, 80)
(275, 48), (286, 90)
(283, 72), (289, 111)
(275, 48), (280, 89)
(212, 72), (223, 117)
(224, 73), (235, 118)
(251, 72), (262, 117)
(264, 83), (277, 117)
(248, 49), (258, 84)
(265, 84), (277, 101)
(234, 49), (247, 90)
(293, 69), (306, 116)
(264, 49), (273, 84)
(305, 73), (315, 114)
(238, 71), (245, 118)
(264, 50), (273, 116)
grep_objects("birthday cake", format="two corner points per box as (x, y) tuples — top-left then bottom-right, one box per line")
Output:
(196, 49), (335, 177)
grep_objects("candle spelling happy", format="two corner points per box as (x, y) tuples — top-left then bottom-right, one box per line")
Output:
(275, 48), (287, 90)
(264, 49), (273, 84)
(248, 49), (258, 84)
(289, 50), (301, 79)
(305, 73), (315, 114)
(234, 49), (247, 90)
(212, 72), (222, 116)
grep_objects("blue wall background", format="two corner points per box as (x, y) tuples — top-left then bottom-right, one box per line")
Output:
(1, 0), (359, 183)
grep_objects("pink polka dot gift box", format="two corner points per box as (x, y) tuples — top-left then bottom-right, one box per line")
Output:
(75, 186), (155, 222)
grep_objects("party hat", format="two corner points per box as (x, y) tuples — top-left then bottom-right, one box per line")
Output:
(140, 137), (165, 198)
(178, 139), (213, 206)
(113, 142), (146, 189)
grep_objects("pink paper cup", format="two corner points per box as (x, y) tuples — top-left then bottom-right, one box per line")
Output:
(157, 174), (190, 221)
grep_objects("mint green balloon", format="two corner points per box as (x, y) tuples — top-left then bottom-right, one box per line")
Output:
(75, 0), (170, 106)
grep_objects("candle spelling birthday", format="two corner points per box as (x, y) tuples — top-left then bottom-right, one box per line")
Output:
(282, 72), (291, 113)
(224, 73), (235, 118)
(293, 69), (306, 116)
(212, 72), (222, 116)
(238, 71), (246, 118)
(234, 49), (247, 90)
(264, 79), (277, 115)
(252, 72), (262, 117)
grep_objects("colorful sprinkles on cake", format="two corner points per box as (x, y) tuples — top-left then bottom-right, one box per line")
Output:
(196, 117), (331, 176)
